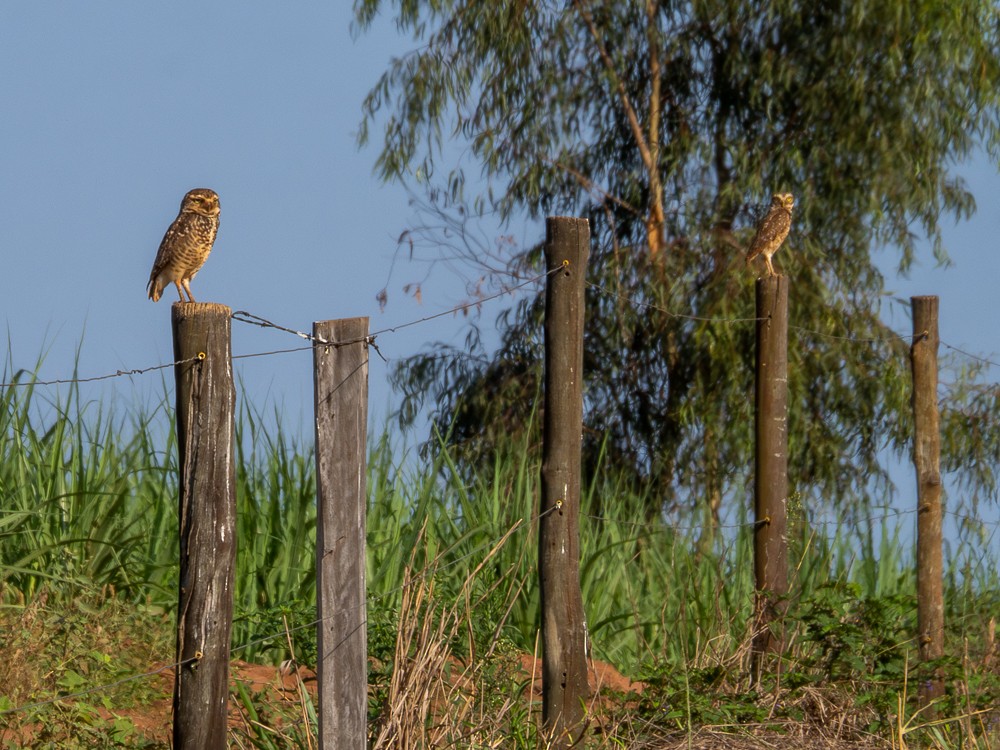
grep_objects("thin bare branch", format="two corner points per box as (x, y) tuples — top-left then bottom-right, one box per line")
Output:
(541, 155), (642, 217)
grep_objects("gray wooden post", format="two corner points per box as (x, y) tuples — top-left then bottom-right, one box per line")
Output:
(171, 302), (237, 750)
(313, 317), (369, 749)
(539, 217), (590, 747)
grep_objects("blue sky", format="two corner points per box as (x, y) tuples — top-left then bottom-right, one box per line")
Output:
(1, 3), (998, 533)
(0, 3), (467, 425)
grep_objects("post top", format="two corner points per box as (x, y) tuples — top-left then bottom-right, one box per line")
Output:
(170, 302), (232, 320)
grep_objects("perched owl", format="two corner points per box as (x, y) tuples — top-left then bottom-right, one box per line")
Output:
(147, 188), (220, 303)
(745, 192), (794, 277)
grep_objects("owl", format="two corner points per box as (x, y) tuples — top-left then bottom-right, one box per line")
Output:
(745, 192), (794, 277)
(147, 188), (220, 303)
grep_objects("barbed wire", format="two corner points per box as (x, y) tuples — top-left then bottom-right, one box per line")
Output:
(582, 278), (1000, 381)
(231, 267), (556, 351)
(585, 281), (766, 325)
(0, 269), (554, 390)
(583, 507), (1000, 533)
(369, 267), (555, 337)
(231, 345), (313, 361)
(584, 280), (925, 347)
(789, 325), (915, 345)
(2, 264), (996, 389)
(0, 356), (204, 389)
(226, 509), (546, 660)
(2, 269), (998, 724)
(230, 311), (355, 347)
(940, 341), (1000, 370)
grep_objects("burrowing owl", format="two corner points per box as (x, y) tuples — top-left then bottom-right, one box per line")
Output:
(147, 188), (220, 303)
(745, 193), (794, 277)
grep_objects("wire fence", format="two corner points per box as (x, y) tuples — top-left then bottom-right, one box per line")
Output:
(1, 265), (999, 723)
(1, 266), (997, 390)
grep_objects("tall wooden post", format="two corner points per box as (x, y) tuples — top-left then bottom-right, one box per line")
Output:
(171, 302), (237, 750)
(910, 296), (944, 711)
(751, 276), (789, 683)
(539, 217), (590, 747)
(313, 318), (369, 750)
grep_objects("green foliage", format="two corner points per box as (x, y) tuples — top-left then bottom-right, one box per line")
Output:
(0, 591), (170, 748)
(359, 0), (1000, 520)
(793, 583), (913, 685)
(21, 703), (150, 750)
(235, 600), (317, 669)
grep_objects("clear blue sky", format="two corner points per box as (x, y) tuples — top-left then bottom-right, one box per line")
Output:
(0, 3), (473, 427)
(1, 3), (998, 529)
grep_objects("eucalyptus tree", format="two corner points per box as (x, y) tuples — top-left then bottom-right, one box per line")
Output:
(355, 0), (1000, 531)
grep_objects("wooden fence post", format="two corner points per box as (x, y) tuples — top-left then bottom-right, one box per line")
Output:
(171, 302), (237, 750)
(910, 296), (944, 711)
(313, 317), (369, 749)
(540, 217), (590, 747)
(751, 276), (789, 684)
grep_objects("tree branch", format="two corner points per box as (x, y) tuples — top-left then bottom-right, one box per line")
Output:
(645, 0), (666, 256)
(541, 155), (642, 217)
(574, 0), (664, 257)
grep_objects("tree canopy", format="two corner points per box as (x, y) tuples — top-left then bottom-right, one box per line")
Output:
(355, 0), (1000, 526)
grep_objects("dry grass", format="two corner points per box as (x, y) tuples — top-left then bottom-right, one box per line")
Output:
(358, 525), (1000, 750)
(371, 522), (532, 748)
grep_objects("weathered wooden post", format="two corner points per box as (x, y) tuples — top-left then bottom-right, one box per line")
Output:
(313, 317), (369, 749)
(751, 276), (789, 684)
(539, 217), (590, 747)
(910, 295), (944, 711)
(171, 302), (237, 750)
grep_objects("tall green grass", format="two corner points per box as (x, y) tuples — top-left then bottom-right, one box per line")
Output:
(2, 364), (997, 688)
(0, 370), (176, 602)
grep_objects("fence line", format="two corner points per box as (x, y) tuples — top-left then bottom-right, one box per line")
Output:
(940, 341), (1000, 369)
(232, 345), (313, 361)
(1, 268), (996, 389)
(0, 346), (318, 389)
(585, 279), (1000, 376)
(583, 508), (1000, 536)
(3, 263), (999, 727)
(585, 281), (768, 325)
(585, 279), (923, 346)
(0, 355), (204, 388)
(232, 311), (358, 347)
(232, 267), (558, 346)
(0, 269), (555, 390)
